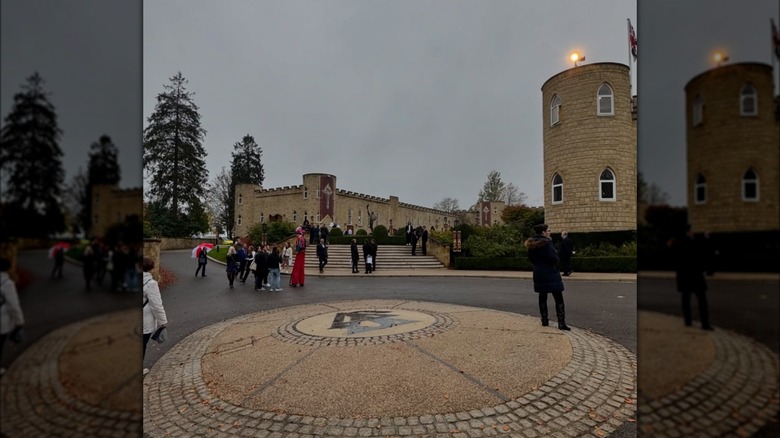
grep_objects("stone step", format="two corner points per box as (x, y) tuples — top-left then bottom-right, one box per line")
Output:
(291, 244), (444, 269)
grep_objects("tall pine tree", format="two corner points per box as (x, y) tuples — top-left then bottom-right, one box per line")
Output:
(0, 72), (65, 236)
(84, 134), (121, 234)
(478, 170), (506, 202)
(143, 72), (209, 236)
(228, 134), (264, 238)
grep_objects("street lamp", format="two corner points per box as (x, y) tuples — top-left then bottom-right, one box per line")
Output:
(570, 52), (585, 67)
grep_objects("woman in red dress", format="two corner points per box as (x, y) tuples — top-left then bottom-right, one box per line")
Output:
(289, 228), (307, 287)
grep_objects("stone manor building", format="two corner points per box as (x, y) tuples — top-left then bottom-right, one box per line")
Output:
(233, 173), (456, 238)
(541, 62), (637, 233)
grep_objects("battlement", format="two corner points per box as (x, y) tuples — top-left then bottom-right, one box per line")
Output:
(337, 188), (388, 203)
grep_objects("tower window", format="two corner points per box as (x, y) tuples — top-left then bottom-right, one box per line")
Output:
(552, 173), (563, 204)
(693, 94), (703, 127)
(694, 174), (707, 204)
(550, 94), (561, 126)
(740, 84), (757, 116)
(597, 83), (614, 116)
(238, 193), (243, 204)
(303, 187), (308, 199)
(599, 168), (616, 201)
(742, 168), (759, 201)
(237, 215), (242, 226)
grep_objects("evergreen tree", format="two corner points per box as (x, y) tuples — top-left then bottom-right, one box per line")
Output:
(478, 170), (506, 202)
(228, 134), (264, 238)
(143, 72), (208, 236)
(85, 134), (121, 234)
(0, 72), (65, 236)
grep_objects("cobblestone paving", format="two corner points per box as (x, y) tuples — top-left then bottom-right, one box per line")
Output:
(638, 327), (779, 437)
(144, 301), (637, 437)
(0, 310), (143, 438)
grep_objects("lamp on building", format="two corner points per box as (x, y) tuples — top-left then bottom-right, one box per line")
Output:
(713, 51), (729, 67)
(570, 52), (585, 67)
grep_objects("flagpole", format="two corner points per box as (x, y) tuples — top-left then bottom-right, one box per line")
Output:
(627, 19), (633, 96)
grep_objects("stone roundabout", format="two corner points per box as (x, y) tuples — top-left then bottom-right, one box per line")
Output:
(144, 300), (637, 437)
(0, 308), (142, 438)
(637, 311), (779, 437)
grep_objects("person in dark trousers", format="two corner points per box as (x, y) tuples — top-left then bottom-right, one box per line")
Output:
(316, 238), (328, 273)
(362, 239), (373, 273)
(225, 246), (239, 289)
(310, 224), (319, 245)
(558, 231), (574, 276)
(421, 226), (429, 256)
(93, 242), (106, 284)
(51, 246), (65, 279)
(195, 246), (208, 277)
(525, 223), (570, 330)
(82, 244), (96, 290)
(350, 239), (360, 273)
(240, 245), (255, 283)
(236, 243), (248, 283)
(671, 224), (714, 330)
(254, 246), (269, 291)
(405, 222), (413, 245)
(370, 238), (378, 271)
(411, 227), (421, 256)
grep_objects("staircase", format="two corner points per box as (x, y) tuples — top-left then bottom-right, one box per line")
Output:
(291, 244), (445, 271)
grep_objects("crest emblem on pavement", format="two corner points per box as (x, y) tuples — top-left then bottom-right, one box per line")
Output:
(329, 310), (416, 335)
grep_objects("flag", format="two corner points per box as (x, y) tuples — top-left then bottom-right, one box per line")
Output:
(628, 19), (638, 61)
(772, 18), (780, 60)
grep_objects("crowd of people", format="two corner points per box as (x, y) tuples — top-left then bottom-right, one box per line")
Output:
(50, 240), (143, 293)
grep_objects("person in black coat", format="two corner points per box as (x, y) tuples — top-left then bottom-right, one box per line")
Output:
(525, 224), (570, 330)
(370, 238), (378, 271)
(421, 226), (429, 256)
(253, 247), (268, 291)
(670, 225), (713, 330)
(316, 238), (328, 273)
(350, 239), (360, 273)
(558, 231), (574, 276)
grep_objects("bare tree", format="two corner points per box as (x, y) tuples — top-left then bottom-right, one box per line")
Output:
(62, 167), (88, 236)
(502, 183), (527, 206)
(433, 197), (460, 213)
(204, 167), (232, 235)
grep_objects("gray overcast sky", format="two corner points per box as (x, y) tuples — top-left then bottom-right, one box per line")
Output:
(1, 0), (142, 190)
(144, 0), (636, 209)
(638, 0), (779, 207)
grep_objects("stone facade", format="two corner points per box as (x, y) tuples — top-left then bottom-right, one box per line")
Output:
(541, 63), (637, 232)
(685, 62), (779, 233)
(91, 184), (142, 238)
(234, 173), (457, 237)
(474, 201), (507, 226)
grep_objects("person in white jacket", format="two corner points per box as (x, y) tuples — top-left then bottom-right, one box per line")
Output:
(0, 257), (25, 377)
(142, 257), (167, 375)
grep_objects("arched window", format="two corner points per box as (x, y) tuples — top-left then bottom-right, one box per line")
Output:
(303, 186), (308, 199)
(740, 84), (757, 116)
(693, 94), (703, 127)
(694, 174), (707, 204)
(348, 209), (353, 225)
(293, 210), (297, 222)
(742, 168), (759, 201)
(238, 193), (243, 204)
(237, 214), (242, 226)
(260, 213), (264, 223)
(550, 94), (561, 126)
(304, 211), (308, 222)
(552, 173), (563, 204)
(597, 83), (614, 116)
(599, 168), (616, 201)
(358, 210), (362, 226)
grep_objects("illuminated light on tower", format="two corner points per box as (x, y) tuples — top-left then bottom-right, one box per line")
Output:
(712, 51), (729, 66)
(570, 52), (586, 67)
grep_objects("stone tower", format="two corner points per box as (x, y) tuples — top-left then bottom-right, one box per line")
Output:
(685, 62), (779, 233)
(541, 63), (637, 233)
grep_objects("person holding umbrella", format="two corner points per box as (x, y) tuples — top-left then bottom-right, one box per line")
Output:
(195, 245), (208, 277)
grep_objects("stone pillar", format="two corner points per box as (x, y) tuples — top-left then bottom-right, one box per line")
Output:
(143, 239), (162, 281)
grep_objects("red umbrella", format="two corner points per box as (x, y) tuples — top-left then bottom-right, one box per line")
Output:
(192, 243), (214, 258)
(48, 242), (71, 258)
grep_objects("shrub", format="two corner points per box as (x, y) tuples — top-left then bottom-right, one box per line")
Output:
(330, 227), (343, 237)
(248, 221), (296, 245)
(356, 229), (368, 236)
(372, 225), (388, 238)
(430, 228), (453, 245)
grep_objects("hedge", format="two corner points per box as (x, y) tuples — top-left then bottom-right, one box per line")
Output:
(453, 256), (636, 273)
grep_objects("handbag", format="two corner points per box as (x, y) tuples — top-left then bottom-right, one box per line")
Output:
(151, 326), (167, 343)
